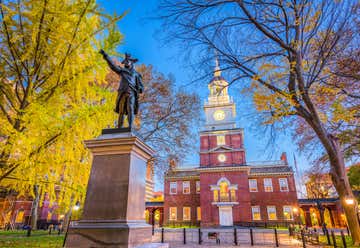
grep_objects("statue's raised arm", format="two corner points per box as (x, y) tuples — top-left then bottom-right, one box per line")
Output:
(99, 49), (126, 74)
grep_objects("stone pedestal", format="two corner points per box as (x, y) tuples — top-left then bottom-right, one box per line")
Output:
(65, 131), (155, 248)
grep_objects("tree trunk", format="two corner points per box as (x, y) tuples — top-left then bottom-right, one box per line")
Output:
(303, 117), (360, 244)
(328, 137), (360, 245)
(30, 185), (40, 230)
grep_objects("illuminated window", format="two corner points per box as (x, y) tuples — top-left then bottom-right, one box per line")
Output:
(252, 206), (261, 220)
(183, 207), (191, 221)
(267, 206), (277, 220)
(216, 135), (226, 145)
(169, 207), (177, 220)
(15, 210), (24, 223)
(279, 178), (289, 192)
(230, 189), (236, 201)
(264, 178), (273, 192)
(183, 181), (190, 194)
(170, 182), (177, 194)
(213, 190), (219, 202)
(283, 206), (293, 220)
(196, 181), (200, 194)
(249, 179), (258, 192)
(219, 181), (229, 202)
(197, 207), (201, 221)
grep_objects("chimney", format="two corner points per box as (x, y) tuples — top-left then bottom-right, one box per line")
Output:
(280, 152), (288, 164)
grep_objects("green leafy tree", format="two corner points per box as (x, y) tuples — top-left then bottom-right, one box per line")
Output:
(159, 0), (360, 242)
(0, 0), (124, 228)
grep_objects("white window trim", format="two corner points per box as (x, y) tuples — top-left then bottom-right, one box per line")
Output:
(183, 207), (191, 221)
(251, 206), (261, 220)
(279, 178), (289, 192)
(283, 206), (293, 220)
(264, 178), (273, 192)
(267, 206), (277, 220)
(170, 182), (177, 195)
(249, 179), (258, 192)
(183, 181), (190, 194)
(169, 207), (177, 221)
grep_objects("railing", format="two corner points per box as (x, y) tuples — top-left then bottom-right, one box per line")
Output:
(153, 227), (301, 247)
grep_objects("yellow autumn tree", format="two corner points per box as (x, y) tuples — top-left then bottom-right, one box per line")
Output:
(0, 0), (125, 228)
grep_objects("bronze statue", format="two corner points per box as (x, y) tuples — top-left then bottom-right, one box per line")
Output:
(100, 50), (143, 129)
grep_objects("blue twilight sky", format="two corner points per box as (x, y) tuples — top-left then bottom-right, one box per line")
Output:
(97, 1), (311, 192)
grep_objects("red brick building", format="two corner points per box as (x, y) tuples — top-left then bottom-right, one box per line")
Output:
(164, 61), (299, 227)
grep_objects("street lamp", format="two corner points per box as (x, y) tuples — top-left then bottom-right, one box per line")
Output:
(293, 207), (299, 224)
(345, 198), (354, 205)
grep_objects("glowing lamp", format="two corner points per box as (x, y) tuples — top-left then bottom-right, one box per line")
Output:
(345, 198), (354, 205)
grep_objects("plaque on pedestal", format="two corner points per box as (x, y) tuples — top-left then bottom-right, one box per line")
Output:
(64, 130), (159, 248)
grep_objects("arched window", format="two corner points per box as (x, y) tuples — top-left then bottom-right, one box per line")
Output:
(219, 180), (229, 202)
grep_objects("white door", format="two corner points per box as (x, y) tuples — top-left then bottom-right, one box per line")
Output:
(219, 206), (233, 226)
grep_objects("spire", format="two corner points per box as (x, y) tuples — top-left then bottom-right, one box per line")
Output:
(214, 55), (221, 77)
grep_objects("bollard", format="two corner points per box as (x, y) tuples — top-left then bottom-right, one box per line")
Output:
(183, 228), (186, 244)
(331, 231), (337, 248)
(58, 228), (61, 235)
(161, 227), (164, 243)
(234, 228), (238, 245)
(49, 226), (52, 235)
(198, 228), (202, 245)
(274, 228), (279, 247)
(326, 229), (331, 245)
(27, 227), (32, 237)
(341, 231), (347, 248)
(300, 230), (306, 248)
(152, 224), (154, 236)
(250, 228), (254, 246)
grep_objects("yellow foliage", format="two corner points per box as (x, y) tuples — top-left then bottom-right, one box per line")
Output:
(0, 0), (125, 213)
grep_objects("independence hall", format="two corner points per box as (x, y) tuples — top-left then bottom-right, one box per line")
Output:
(164, 61), (298, 227)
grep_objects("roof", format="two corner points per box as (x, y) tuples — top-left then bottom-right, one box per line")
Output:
(165, 164), (293, 179)
(165, 169), (200, 179)
(249, 165), (293, 175)
(298, 198), (339, 204)
(145, 201), (164, 207)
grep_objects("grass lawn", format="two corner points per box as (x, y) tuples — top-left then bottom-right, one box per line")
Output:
(319, 234), (360, 248)
(0, 230), (64, 248)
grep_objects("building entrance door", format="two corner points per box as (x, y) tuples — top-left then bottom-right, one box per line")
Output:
(219, 206), (233, 226)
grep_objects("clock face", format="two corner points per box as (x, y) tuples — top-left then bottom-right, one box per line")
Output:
(213, 110), (225, 121)
(218, 154), (226, 162)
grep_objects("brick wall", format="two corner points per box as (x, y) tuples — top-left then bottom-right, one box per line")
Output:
(249, 175), (298, 222)
(164, 178), (200, 225)
(199, 130), (246, 167)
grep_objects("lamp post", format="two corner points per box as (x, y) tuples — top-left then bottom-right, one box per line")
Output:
(293, 207), (299, 225)
(62, 201), (80, 247)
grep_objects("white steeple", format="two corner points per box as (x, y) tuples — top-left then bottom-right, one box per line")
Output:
(203, 58), (236, 131)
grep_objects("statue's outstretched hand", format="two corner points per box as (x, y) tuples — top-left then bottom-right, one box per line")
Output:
(99, 49), (106, 56)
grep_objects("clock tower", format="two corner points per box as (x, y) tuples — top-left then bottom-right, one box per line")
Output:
(204, 58), (236, 130)
(200, 59), (246, 167)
